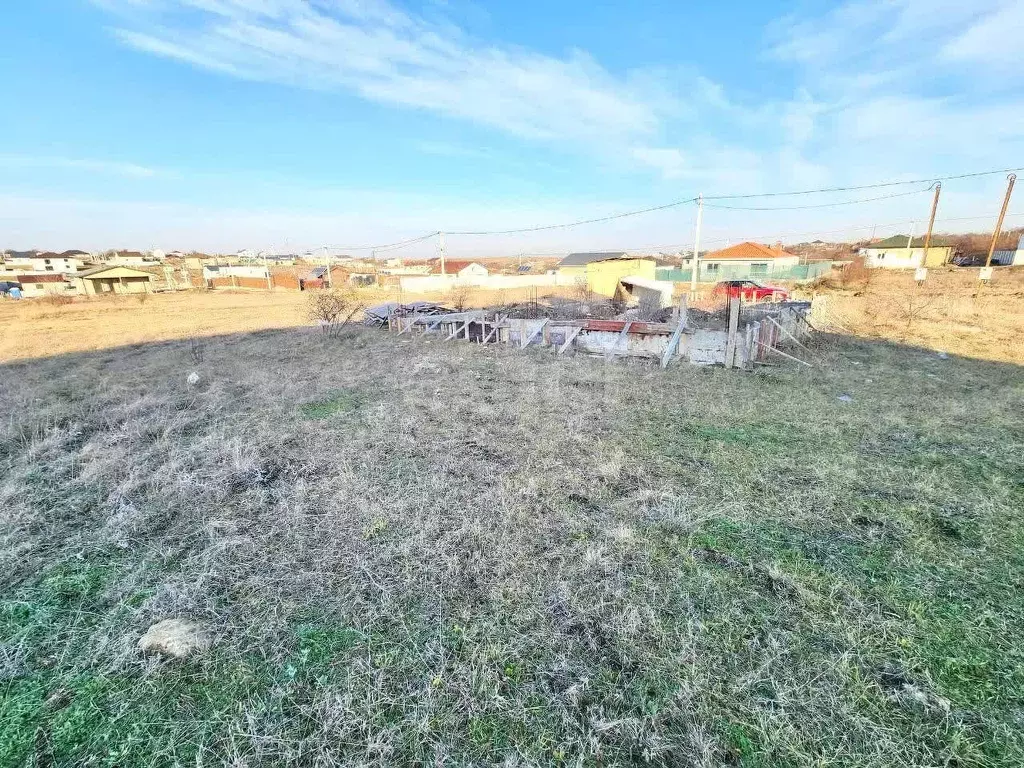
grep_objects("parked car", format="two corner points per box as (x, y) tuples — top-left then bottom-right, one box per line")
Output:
(712, 279), (789, 302)
(952, 253), (992, 267)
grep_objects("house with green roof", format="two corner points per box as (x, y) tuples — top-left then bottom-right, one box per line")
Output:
(858, 235), (954, 269)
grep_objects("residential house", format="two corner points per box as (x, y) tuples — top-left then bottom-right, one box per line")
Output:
(429, 259), (489, 278)
(859, 236), (953, 268)
(2, 250), (89, 275)
(108, 250), (162, 267)
(16, 274), (75, 297)
(74, 265), (155, 295)
(687, 242), (801, 280)
(557, 252), (657, 297)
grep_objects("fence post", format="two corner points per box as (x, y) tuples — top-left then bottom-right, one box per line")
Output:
(725, 298), (740, 369)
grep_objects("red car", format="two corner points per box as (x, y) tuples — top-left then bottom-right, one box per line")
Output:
(712, 279), (789, 302)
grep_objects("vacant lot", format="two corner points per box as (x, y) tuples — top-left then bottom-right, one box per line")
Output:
(2, 324), (1022, 766)
(805, 267), (1024, 365)
(2, 267), (1022, 365)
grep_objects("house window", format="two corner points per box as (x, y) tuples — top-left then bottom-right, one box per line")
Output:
(750, 262), (768, 275)
(705, 263), (719, 273)
(45, 266), (54, 271)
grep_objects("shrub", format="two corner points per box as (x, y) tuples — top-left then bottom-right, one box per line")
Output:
(306, 288), (363, 338)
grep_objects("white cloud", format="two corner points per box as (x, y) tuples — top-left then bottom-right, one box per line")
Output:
(95, 0), (670, 146)
(943, 1), (1024, 71)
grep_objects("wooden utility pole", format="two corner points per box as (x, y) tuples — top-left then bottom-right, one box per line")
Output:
(690, 194), (703, 300)
(985, 174), (1016, 268)
(921, 182), (941, 264)
(439, 232), (447, 276)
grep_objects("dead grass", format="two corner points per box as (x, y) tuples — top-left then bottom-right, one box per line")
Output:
(0, 285), (579, 363)
(1, 324), (1022, 766)
(803, 267), (1024, 363)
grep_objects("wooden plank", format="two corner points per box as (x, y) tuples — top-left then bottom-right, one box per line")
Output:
(521, 318), (549, 348)
(607, 321), (633, 361)
(481, 314), (502, 344)
(725, 298), (740, 369)
(675, 294), (688, 329)
(755, 340), (813, 367)
(763, 314), (814, 354)
(660, 316), (686, 369)
(557, 325), (582, 355)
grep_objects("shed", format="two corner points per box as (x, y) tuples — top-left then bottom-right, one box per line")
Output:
(74, 265), (155, 295)
(16, 274), (73, 296)
(557, 252), (657, 297)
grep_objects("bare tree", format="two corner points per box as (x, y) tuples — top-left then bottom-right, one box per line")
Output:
(306, 288), (363, 339)
(446, 283), (471, 312)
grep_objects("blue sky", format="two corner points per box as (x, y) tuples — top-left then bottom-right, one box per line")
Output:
(2, 0), (1022, 255)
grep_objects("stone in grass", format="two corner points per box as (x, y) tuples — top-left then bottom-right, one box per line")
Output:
(138, 618), (211, 659)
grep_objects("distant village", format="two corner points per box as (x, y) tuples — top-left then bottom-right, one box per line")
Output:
(2, 232), (1022, 300)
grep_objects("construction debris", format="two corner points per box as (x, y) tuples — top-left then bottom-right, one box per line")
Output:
(377, 295), (818, 370)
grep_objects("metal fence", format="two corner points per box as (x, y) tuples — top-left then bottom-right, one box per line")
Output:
(655, 261), (834, 284)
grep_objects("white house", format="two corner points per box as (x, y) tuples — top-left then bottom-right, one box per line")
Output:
(430, 259), (489, 278)
(16, 274), (76, 296)
(108, 251), (162, 267)
(859, 236), (953, 268)
(2, 250), (89, 275)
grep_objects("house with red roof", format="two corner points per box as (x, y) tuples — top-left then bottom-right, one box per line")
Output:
(683, 242), (800, 279)
(428, 259), (489, 278)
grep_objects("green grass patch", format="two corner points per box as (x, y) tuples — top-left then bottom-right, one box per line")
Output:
(298, 388), (366, 419)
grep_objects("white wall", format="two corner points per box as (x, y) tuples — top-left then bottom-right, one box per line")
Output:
(399, 272), (578, 293)
(203, 265), (269, 279)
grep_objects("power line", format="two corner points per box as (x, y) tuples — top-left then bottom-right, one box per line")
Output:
(305, 164), (1023, 253)
(702, 187), (931, 211)
(704, 166), (1024, 200)
(600, 210), (1024, 253)
(321, 231), (439, 253)
(446, 197), (698, 236)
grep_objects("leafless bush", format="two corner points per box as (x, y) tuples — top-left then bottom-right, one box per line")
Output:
(42, 293), (74, 307)
(135, 291), (149, 305)
(891, 293), (938, 338)
(188, 336), (205, 364)
(839, 256), (873, 291)
(306, 288), (363, 338)
(446, 283), (471, 312)
(572, 278), (594, 306)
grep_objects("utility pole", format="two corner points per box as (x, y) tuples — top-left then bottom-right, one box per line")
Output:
(921, 182), (942, 264)
(263, 251), (272, 291)
(439, 231), (447, 276)
(324, 247), (333, 289)
(690, 194), (703, 299)
(985, 173), (1016, 268)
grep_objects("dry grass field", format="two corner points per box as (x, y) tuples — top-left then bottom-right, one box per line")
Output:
(800, 267), (1024, 364)
(0, 285), (574, 364)
(2, 312), (1023, 765)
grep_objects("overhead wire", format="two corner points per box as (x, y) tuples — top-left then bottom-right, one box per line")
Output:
(702, 187), (931, 211)
(306, 165), (1023, 253)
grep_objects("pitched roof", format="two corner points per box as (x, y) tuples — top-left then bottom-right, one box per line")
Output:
(4, 250), (38, 260)
(18, 274), (68, 283)
(59, 250), (89, 257)
(558, 251), (631, 267)
(703, 242), (796, 261)
(431, 260), (484, 274)
(868, 235), (950, 249)
(77, 265), (155, 278)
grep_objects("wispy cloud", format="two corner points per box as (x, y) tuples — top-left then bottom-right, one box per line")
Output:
(0, 154), (162, 178)
(95, 0), (672, 147)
